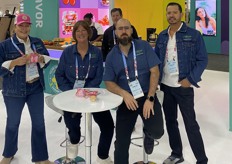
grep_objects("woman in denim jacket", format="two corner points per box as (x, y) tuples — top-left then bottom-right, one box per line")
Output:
(55, 20), (114, 164)
(0, 14), (52, 164)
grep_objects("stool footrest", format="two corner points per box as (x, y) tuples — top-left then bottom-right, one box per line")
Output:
(133, 161), (157, 164)
(54, 156), (85, 164)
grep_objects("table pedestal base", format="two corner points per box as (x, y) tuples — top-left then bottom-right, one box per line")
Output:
(133, 161), (156, 164)
(54, 156), (85, 164)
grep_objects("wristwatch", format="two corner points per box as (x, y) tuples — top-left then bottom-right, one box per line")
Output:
(147, 96), (154, 102)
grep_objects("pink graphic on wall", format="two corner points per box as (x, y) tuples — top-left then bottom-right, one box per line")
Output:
(80, 9), (98, 21)
(59, 0), (109, 38)
(98, 0), (109, 8)
(98, 9), (109, 31)
(59, 8), (80, 38)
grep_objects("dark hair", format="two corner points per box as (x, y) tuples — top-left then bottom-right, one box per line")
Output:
(111, 8), (122, 16)
(195, 7), (210, 27)
(72, 20), (93, 42)
(166, 2), (182, 13)
(84, 13), (93, 19)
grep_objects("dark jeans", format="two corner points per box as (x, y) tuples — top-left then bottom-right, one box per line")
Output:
(2, 80), (49, 162)
(63, 110), (114, 159)
(160, 84), (208, 164)
(114, 95), (164, 164)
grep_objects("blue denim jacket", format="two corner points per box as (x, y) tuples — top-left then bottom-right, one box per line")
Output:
(55, 44), (103, 92)
(0, 34), (49, 97)
(155, 22), (208, 87)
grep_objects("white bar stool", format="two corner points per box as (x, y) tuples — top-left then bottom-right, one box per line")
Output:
(45, 95), (85, 164)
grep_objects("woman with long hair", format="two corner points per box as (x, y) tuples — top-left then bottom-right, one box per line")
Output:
(195, 7), (216, 35)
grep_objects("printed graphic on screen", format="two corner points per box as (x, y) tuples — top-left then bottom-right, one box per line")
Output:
(195, 0), (216, 36)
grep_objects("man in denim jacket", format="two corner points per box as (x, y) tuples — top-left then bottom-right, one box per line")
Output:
(155, 2), (208, 164)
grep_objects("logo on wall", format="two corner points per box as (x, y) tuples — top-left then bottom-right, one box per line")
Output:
(48, 65), (61, 94)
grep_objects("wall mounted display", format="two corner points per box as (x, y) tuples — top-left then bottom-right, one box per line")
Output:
(195, 0), (216, 36)
(59, 0), (109, 38)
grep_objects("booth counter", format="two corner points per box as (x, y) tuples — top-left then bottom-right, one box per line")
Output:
(44, 47), (63, 95)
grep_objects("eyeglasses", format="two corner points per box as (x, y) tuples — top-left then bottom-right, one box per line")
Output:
(116, 26), (130, 31)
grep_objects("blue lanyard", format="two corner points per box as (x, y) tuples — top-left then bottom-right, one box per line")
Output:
(11, 37), (36, 56)
(75, 53), (91, 80)
(121, 41), (138, 81)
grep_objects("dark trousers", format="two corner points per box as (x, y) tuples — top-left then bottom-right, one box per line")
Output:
(114, 95), (164, 164)
(2, 80), (48, 162)
(161, 84), (208, 164)
(63, 110), (114, 159)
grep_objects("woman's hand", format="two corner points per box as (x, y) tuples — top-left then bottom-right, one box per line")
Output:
(38, 54), (45, 63)
(13, 56), (27, 66)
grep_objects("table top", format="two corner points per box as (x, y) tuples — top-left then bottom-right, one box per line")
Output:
(53, 88), (123, 113)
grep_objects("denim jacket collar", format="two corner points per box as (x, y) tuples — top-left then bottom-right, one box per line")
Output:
(162, 22), (188, 35)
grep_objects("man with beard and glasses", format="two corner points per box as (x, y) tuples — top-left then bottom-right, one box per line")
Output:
(155, 2), (208, 164)
(103, 18), (164, 164)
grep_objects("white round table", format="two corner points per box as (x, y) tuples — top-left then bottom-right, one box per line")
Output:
(53, 88), (123, 164)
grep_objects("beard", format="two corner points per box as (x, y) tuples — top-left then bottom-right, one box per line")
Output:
(117, 35), (132, 46)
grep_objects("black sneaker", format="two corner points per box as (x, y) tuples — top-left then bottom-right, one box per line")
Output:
(163, 155), (184, 164)
(143, 135), (154, 154)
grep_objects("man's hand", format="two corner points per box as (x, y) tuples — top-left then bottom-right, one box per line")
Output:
(121, 90), (138, 111)
(143, 100), (154, 119)
(179, 78), (191, 87)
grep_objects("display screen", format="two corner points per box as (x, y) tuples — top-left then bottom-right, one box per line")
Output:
(195, 0), (216, 36)
(59, 0), (109, 38)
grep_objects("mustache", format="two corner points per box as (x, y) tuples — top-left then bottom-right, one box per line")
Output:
(121, 33), (128, 37)
(169, 17), (176, 20)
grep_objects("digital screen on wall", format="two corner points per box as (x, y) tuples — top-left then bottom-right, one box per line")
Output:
(59, 0), (109, 38)
(195, 0), (216, 36)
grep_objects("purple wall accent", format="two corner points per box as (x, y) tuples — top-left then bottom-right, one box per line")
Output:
(48, 49), (62, 59)
(221, 0), (229, 55)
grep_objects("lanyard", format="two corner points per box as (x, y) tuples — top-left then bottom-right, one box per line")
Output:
(75, 53), (91, 80)
(166, 43), (177, 59)
(121, 41), (138, 82)
(113, 30), (116, 45)
(11, 37), (36, 56)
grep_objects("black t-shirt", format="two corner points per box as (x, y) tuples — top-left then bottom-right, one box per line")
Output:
(101, 25), (139, 61)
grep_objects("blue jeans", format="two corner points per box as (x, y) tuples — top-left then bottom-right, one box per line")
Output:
(114, 95), (164, 164)
(160, 84), (208, 164)
(2, 80), (49, 162)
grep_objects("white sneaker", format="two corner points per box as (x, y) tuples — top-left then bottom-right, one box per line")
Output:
(67, 143), (78, 159)
(96, 156), (113, 164)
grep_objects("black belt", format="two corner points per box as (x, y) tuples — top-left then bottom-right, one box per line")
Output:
(27, 77), (39, 84)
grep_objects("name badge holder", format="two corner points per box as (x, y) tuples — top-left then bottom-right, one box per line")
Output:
(73, 53), (91, 89)
(122, 41), (144, 99)
(11, 38), (39, 80)
(167, 60), (178, 74)
(166, 44), (178, 75)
